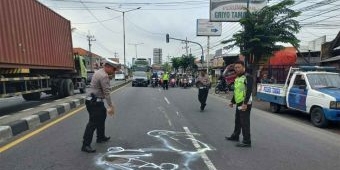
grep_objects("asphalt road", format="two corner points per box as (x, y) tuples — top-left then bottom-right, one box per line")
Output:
(0, 85), (340, 170)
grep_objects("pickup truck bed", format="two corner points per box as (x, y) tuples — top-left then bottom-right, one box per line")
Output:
(257, 84), (287, 105)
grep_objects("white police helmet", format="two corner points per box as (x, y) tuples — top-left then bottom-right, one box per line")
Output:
(103, 58), (120, 68)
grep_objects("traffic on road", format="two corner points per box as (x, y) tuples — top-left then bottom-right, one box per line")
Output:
(1, 83), (340, 170)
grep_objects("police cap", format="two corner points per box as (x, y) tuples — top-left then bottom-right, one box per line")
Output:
(103, 58), (120, 68)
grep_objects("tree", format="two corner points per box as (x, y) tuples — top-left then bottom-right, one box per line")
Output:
(180, 54), (196, 73)
(221, 0), (301, 95)
(171, 57), (181, 72)
(170, 55), (197, 73)
(162, 62), (171, 73)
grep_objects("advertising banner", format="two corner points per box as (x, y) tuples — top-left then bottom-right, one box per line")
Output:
(210, 0), (267, 22)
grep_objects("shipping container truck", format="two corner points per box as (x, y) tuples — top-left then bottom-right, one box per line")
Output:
(0, 0), (87, 100)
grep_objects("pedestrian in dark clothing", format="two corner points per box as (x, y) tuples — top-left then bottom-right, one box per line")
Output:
(196, 70), (210, 111)
(81, 59), (117, 153)
(225, 60), (253, 147)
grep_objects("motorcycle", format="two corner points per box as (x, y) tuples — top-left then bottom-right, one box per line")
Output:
(215, 80), (229, 94)
(182, 78), (188, 88)
(151, 78), (158, 88)
(170, 78), (176, 87)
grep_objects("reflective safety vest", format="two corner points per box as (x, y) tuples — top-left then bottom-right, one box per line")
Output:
(234, 75), (246, 103)
(162, 73), (169, 81)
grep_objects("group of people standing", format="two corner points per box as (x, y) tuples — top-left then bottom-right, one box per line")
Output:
(81, 60), (253, 153)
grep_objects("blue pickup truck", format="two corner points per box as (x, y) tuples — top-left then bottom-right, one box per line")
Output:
(257, 66), (340, 128)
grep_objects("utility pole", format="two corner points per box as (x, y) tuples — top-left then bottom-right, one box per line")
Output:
(185, 37), (189, 56)
(129, 43), (144, 59)
(114, 51), (119, 58)
(207, 36), (210, 74)
(87, 33), (96, 71)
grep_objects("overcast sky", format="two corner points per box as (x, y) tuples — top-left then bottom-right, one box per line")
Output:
(38, 0), (340, 65)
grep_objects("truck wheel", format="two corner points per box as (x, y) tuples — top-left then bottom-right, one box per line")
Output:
(79, 79), (86, 94)
(270, 102), (281, 113)
(22, 92), (41, 101)
(58, 79), (65, 98)
(311, 107), (328, 128)
(63, 79), (74, 97)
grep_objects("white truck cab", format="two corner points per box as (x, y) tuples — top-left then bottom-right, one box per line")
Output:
(257, 66), (340, 127)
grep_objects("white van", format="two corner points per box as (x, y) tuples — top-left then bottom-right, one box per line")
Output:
(115, 71), (125, 81)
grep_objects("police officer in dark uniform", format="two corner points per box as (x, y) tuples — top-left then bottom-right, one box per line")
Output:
(196, 70), (210, 111)
(225, 60), (253, 147)
(81, 59), (118, 153)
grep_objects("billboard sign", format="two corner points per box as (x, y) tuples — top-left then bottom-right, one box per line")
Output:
(210, 0), (267, 22)
(197, 19), (222, 36)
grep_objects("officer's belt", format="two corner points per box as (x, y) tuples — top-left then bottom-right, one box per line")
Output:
(86, 97), (104, 102)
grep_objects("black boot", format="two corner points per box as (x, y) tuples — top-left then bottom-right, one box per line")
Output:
(97, 136), (110, 143)
(225, 135), (239, 141)
(81, 145), (96, 153)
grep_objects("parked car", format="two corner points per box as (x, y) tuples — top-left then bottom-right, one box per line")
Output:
(132, 71), (148, 87)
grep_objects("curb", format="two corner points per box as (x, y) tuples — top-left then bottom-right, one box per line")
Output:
(0, 97), (85, 144)
(0, 81), (130, 144)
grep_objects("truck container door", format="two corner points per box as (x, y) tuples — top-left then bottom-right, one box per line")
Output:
(287, 74), (307, 111)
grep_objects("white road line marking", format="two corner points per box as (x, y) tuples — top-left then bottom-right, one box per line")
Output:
(40, 103), (50, 106)
(164, 97), (170, 104)
(0, 115), (10, 120)
(20, 108), (33, 112)
(176, 111), (179, 116)
(158, 106), (173, 127)
(183, 127), (217, 170)
(168, 120), (172, 126)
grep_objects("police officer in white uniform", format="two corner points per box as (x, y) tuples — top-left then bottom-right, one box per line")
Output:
(81, 59), (118, 153)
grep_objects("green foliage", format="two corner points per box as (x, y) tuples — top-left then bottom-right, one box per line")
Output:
(222, 0), (301, 62)
(170, 54), (197, 72)
(171, 57), (181, 72)
(162, 62), (171, 72)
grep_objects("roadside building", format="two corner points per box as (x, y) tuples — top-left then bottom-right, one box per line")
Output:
(320, 31), (340, 70)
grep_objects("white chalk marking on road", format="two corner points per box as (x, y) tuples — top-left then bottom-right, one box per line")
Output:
(183, 127), (217, 170)
(176, 111), (180, 116)
(164, 97), (170, 105)
(20, 108), (33, 112)
(40, 103), (50, 106)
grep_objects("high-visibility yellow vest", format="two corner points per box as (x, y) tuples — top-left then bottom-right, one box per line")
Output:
(234, 75), (246, 103)
(162, 73), (169, 80)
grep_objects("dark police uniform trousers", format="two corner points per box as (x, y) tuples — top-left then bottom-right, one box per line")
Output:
(198, 87), (209, 106)
(232, 103), (252, 144)
(83, 100), (107, 146)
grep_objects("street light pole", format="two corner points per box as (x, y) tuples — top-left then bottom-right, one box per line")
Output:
(129, 43), (144, 58)
(123, 11), (126, 66)
(105, 7), (141, 67)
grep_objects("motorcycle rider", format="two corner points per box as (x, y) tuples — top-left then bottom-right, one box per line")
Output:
(151, 72), (158, 87)
(182, 73), (189, 87)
